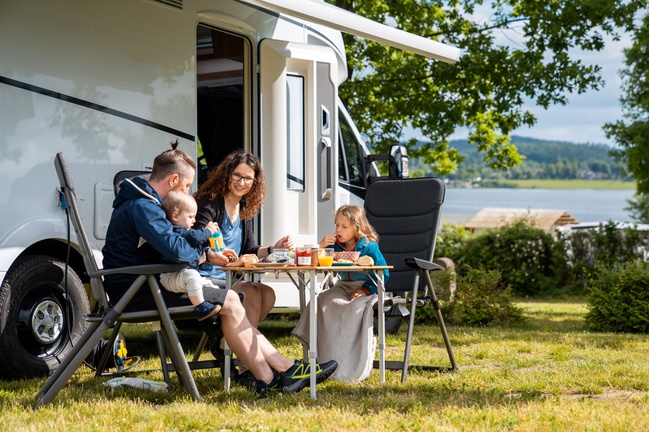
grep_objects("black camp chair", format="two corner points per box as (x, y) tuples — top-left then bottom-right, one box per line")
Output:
(364, 177), (457, 383)
(34, 153), (213, 408)
(112, 170), (151, 196)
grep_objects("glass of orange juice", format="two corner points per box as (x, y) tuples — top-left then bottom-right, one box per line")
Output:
(318, 248), (335, 266)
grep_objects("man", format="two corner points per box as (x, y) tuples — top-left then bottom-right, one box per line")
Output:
(102, 147), (337, 395)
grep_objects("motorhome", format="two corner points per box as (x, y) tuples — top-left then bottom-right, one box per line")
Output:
(0, 0), (459, 378)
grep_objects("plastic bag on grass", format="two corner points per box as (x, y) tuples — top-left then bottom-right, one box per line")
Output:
(103, 377), (168, 393)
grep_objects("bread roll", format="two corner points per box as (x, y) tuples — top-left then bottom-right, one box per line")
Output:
(356, 255), (374, 266)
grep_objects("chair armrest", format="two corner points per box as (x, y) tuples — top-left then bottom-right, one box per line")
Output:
(89, 262), (189, 277)
(404, 256), (445, 272)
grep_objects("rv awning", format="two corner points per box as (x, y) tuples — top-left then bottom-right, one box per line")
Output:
(238, 0), (461, 63)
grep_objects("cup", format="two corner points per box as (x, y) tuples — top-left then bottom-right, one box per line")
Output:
(318, 248), (335, 266)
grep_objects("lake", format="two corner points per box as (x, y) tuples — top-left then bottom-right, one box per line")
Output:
(442, 188), (636, 224)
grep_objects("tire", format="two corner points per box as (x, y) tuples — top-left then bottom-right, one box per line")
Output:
(0, 255), (90, 379)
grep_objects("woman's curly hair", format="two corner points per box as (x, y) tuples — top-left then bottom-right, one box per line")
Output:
(194, 150), (266, 221)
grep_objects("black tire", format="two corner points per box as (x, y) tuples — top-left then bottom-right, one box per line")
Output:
(0, 255), (90, 379)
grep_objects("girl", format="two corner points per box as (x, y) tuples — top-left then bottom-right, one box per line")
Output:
(293, 205), (389, 381)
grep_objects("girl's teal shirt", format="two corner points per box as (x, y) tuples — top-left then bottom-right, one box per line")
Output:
(333, 236), (389, 295)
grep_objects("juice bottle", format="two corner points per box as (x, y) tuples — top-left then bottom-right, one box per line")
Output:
(209, 230), (225, 252)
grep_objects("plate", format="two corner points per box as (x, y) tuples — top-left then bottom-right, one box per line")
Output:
(252, 262), (288, 268)
(332, 261), (354, 266)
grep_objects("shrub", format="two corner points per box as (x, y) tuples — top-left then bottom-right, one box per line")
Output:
(450, 219), (567, 297)
(585, 261), (649, 333)
(435, 220), (649, 298)
(435, 223), (472, 259)
(558, 221), (649, 292)
(431, 266), (525, 327)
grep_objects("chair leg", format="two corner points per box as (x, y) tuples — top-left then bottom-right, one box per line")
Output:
(148, 276), (200, 402)
(157, 324), (190, 391)
(95, 322), (123, 376)
(34, 320), (110, 408)
(192, 333), (209, 362)
(400, 282), (420, 384)
(150, 321), (171, 386)
(423, 270), (457, 370)
(35, 275), (150, 408)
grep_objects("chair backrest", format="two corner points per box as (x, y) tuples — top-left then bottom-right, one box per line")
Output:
(113, 170), (152, 196)
(363, 177), (445, 293)
(54, 152), (110, 310)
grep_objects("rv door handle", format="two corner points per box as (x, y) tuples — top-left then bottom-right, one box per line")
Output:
(320, 137), (331, 200)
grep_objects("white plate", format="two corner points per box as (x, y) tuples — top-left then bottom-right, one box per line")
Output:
(252, 262), (289, 268)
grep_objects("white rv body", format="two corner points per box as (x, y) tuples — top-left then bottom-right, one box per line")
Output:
(0, 0), (458, 378)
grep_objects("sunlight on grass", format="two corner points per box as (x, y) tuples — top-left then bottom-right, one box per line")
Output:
(3, 300), (649, 431)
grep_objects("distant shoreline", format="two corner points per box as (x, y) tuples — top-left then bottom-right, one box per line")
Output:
(447, 179), (636, 190)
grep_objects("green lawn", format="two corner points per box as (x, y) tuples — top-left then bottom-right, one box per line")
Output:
(3, 300), (649, 431)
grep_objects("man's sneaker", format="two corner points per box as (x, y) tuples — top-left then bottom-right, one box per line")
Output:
(279, 359), (338, 393)
(234, 369), (256, 390)
(195, 301), (221, 321)
(254, 370), (280, 398)
(209, 340), (238, 380)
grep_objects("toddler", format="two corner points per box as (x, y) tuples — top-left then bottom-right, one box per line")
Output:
(160, 190), (222, 321)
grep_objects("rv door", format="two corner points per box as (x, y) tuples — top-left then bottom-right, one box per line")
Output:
(258, 40), (338, 246)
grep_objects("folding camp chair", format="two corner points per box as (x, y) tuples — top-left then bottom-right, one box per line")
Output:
(34, 153), (212, 408)
(364, 177), (457, 383)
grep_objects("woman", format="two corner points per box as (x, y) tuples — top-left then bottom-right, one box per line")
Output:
(194, 151), (293, 382)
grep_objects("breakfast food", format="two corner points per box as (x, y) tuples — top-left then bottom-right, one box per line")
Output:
(356, 255), (374, 266)
(334, 251), (361, 262)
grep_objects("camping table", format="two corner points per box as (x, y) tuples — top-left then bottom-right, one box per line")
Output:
(219, 263), (391, 399)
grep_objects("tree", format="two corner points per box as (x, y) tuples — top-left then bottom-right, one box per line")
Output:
(332, 0), (643, 175)
(604, 11), (649, 225)
(625, 194), (649, 224)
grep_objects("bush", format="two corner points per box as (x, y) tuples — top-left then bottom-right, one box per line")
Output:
(449, 219), (568, 297)
(434, 220), (649, 298)
(426, 266), (525, 327)
(435, 223), (472, 259)
(585, 261), (649, 333)
(558, 221), (649, 292)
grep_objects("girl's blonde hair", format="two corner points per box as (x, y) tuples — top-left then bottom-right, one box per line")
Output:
(336, 205), (378, 243)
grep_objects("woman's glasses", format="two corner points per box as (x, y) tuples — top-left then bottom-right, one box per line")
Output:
(231, 172), (255, 185)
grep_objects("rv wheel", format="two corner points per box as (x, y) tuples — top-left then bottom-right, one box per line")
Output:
(0, 255), (89, 379)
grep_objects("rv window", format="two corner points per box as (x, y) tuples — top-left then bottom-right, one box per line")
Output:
(338, 112), (363, 186)
(286, 75), (305, 191)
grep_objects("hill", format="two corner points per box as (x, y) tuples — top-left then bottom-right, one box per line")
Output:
(409, 136), (627, 182)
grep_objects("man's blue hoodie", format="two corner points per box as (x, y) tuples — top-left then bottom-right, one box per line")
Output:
(102, 177), (209, 305)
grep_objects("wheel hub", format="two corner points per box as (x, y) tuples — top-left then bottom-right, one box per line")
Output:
(31, 300), (64, 344)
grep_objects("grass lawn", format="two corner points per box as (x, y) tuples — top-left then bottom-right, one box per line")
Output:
(3, 299), (649, 431)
